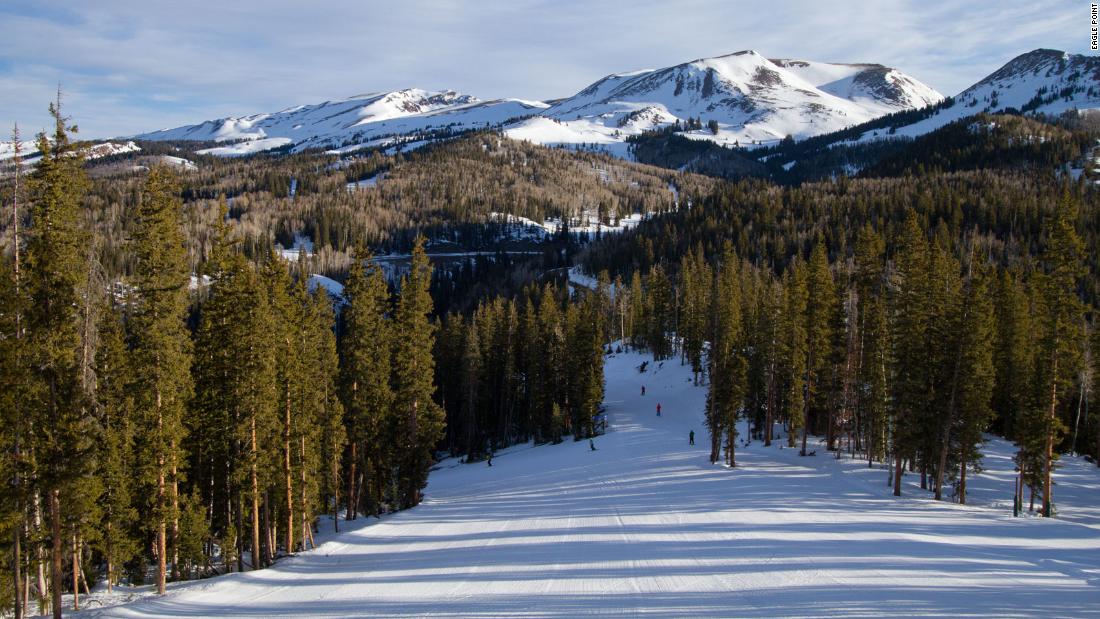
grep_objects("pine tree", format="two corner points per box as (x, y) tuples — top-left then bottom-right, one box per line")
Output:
(889, 211), (932, 496)
(188, 203), (237, 569)
(627, 271), (644, 350)
(262, 257), (305, 553)
(129, 166), (193, 593)
(1, 125), (28, 619)
(233, 260), (278, 568)
(310, 288), (345, 533)
(802, 240), (835, 456)
(24, 99), (93, 619)
(567, 292), (605, 439)
(992, 269), (1035, 440)
(289, 277), (330, 549)
(679, 248), (709, 383)
(952, 263), (996, 504)
(460, 314), (483, 456)
(854, 226), (888, 465)
(393, 237), (444, 509)
(535, 286), (564, 443)
(338, 246), (392, 518)
(93, 306), (139, 592)
(781, 260), (808, 449)
(1032, 193), (1086, 517)
(645, 265), (673, 360)
(706, 245), (746, 466)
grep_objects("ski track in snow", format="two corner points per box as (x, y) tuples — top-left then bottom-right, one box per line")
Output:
(89, 350), (1100, 618)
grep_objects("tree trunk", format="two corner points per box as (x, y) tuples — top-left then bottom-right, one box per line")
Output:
(263, 492), (273, 565)
(251, 415), (261, 570)
(71, 534), (79, 611)
(800, 370), (811, 456)
(34, 490), (47, 617)
(726, 424), (735, 468)
(764, 362), (775, 447)
(893, 450), (902, 496)
(345, 443), (357, 521)
(300, 437), (310, 550)
(171, 455), (180, 582)
(959, 452), (967, 504)
(331, 439), (340, 533)
(867, 415), (874, 469)
(284, 391), (294, 554)
(48, 490), (61, 619)
(1043, 355), (1057, 517)
(156, 387), (167, 595)
(105, 520), (113, 593)
(13, 507), (22, 619)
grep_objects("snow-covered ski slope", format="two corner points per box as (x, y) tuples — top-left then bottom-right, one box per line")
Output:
(95, 349), (1100, 618)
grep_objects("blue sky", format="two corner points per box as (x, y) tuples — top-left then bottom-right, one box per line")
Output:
(0, 0), (1087, 140)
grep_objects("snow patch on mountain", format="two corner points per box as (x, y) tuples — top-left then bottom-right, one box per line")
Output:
(137, 90), (549, 155)
(132, 51), (939, 157)
(853, 49), (1100, 143)
(505, 50), (943, 149)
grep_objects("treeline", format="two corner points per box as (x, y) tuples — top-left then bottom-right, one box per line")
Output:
(1, 133), (713, 292)
(864, 114), (1089, 178)
(580, 189), (1095, 516)
(435, 280), (608, 459)
(0, 111), (445, 618)
(580, 171), (1100, 302)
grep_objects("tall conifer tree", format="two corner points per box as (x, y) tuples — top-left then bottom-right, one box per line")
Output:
(338, 246), (392, 518)
(393, 237), (444, 508)
(130, 167), (193, 593)
(24, 99), (92, 618)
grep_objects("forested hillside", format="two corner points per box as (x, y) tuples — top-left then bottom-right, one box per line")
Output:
(1, 98), (1099, 618)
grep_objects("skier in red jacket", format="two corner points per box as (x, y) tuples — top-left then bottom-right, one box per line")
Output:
(656, 402), (662, 417)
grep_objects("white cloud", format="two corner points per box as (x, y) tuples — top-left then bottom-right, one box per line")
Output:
(0, 0), (1087, 139)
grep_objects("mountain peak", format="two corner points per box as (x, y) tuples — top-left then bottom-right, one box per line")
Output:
(980, 48), (1076, 84)
(135, 50), (942, 156)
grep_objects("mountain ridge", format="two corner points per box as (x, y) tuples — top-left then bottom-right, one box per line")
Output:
(133, 50), (942, 155)
(130, 48), (1100, 159)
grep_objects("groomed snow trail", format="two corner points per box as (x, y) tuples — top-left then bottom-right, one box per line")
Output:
(93, 350), (1100, 618)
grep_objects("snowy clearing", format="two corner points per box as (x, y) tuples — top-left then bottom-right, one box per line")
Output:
(91, 349), (1100, 617)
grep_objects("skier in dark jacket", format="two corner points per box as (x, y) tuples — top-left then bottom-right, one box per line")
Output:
(656, 402), (662, 416)
(641, 385), (646, 396)
(689, 430), (695, 445)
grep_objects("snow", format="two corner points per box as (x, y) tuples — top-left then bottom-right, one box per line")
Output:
(851, 49), (1100, 144)
(346, 172), (383, 192)
(504, 51), (942, 151)
(85, 140), (142, 159)
(138, 90), (548, 156)
(188, 274), (211, 291)
(196, 137), (293, 157)
(134, 52), (938, 159)
(0, 139), (140, 163)
(158, 155), (197, 170)
(488, 210), (648, 240)
(0, 139), (38, 161)
(92, 346), (1100, 618)
(276, 233), (314, 261)
(306, 274), (344, 298)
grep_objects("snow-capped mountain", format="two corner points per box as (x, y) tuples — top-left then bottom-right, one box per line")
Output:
(505, 51), (942, 149)
(854, 49), (1100, 141)
(133, 51), (941, 156)
(136, 88), (549, 155)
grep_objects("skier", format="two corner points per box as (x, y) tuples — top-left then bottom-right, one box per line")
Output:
(656, 402), (662, 417)
(589, 439), (597, 451)
(487, 453), (493, 467)
(641, 385), (646, 396)
(689, 430), (695, 445)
